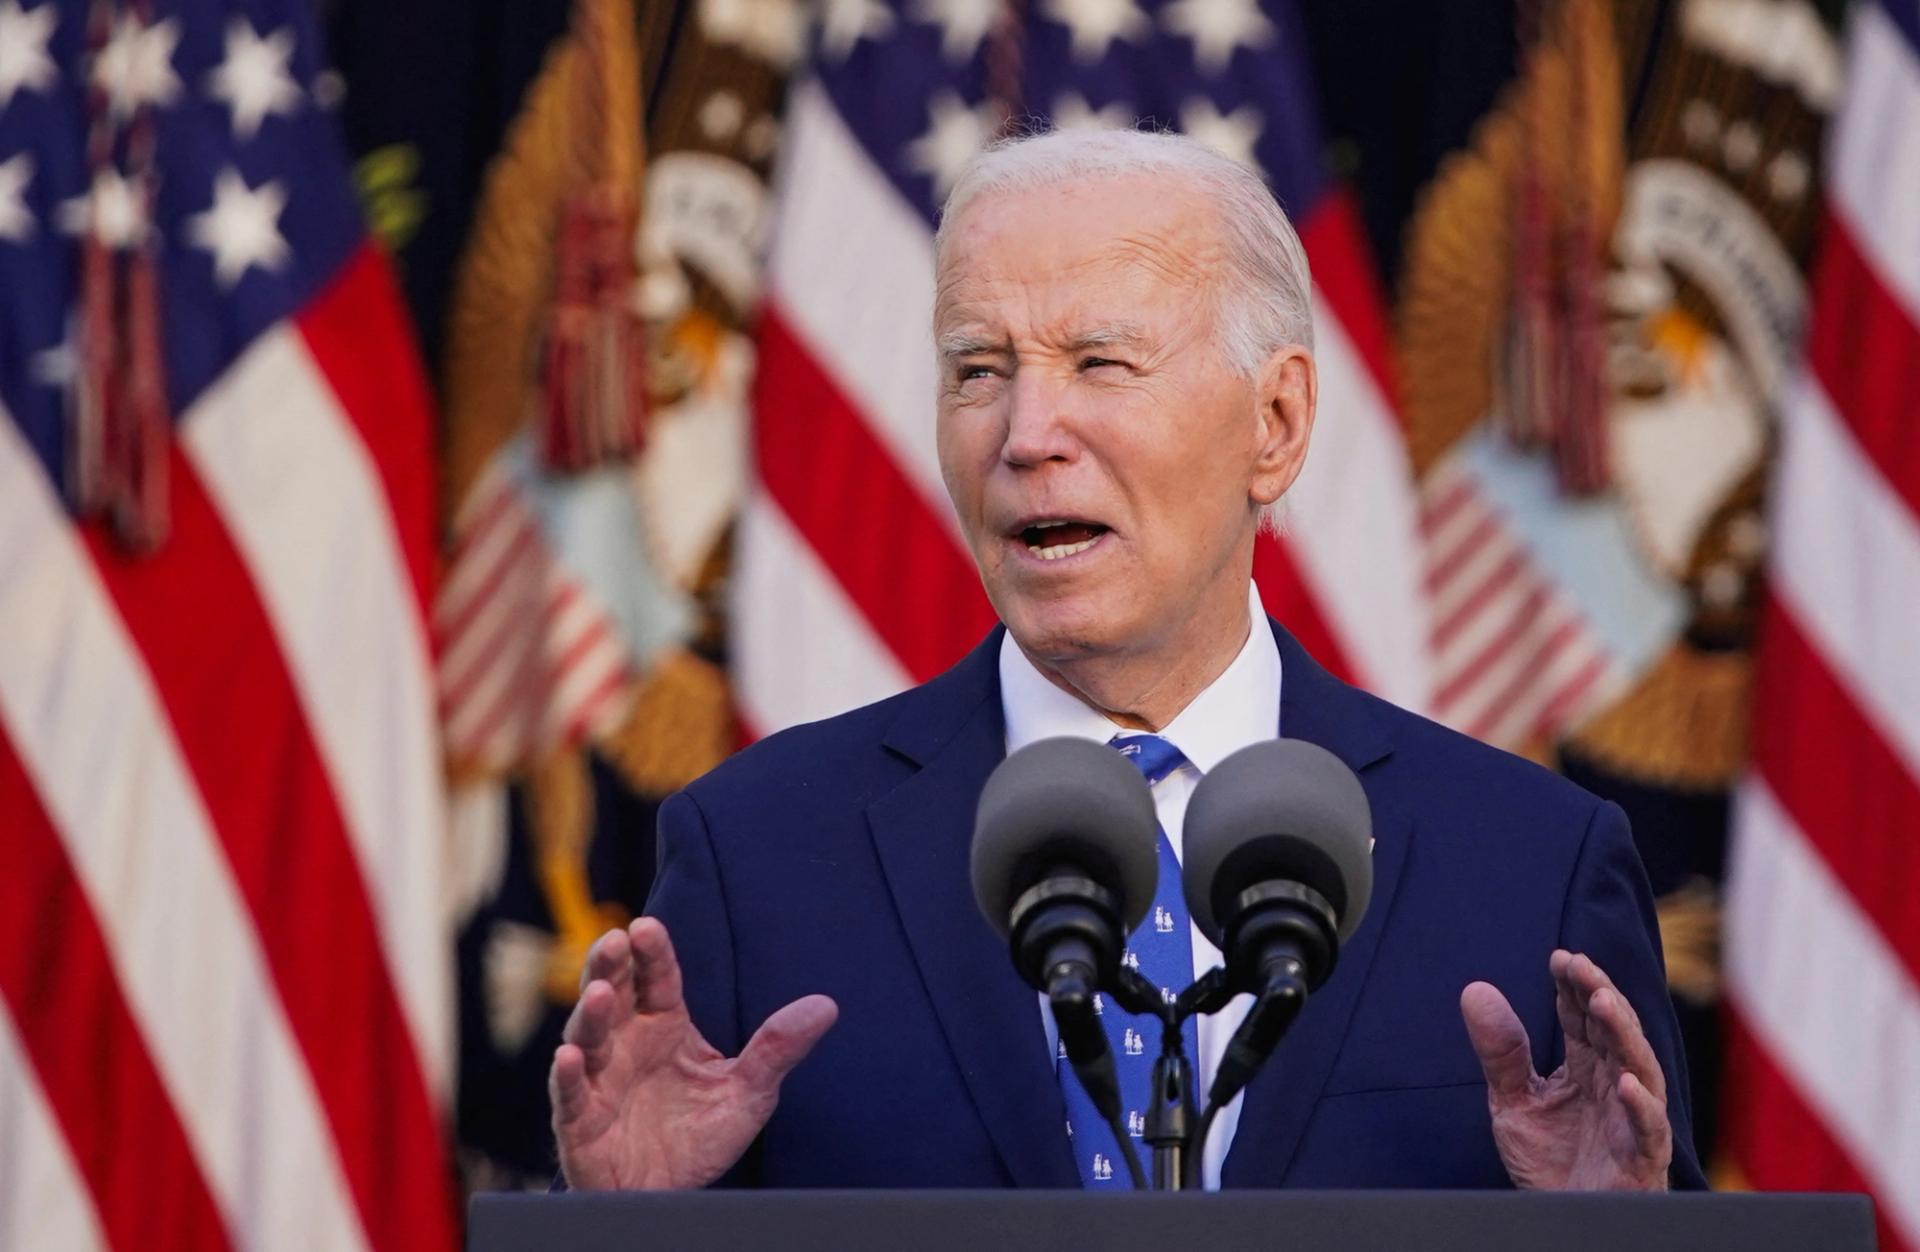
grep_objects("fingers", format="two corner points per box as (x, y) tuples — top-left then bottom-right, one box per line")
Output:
(550, 1042), (615, 1191)
(562, 978), (625, 1076)
(1618, 1070), (1673, 1175)
(627, 918), (686, 1015)
(549, 1042), (591, 1124)
(1586, 983), (1668, 1104)
(580, 927), (632, 995)
(566, 921), (685, 1053)
(1550, 950), (1593, 1052)
(1556, 949), (1619, 1002)
(1459, 982), (1535, 1100)
(733, 995), (840, 1096)
(1553, 951), (1669, 1102)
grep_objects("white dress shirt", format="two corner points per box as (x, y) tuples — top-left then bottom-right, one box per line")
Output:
(999, 581), (1280, 1189)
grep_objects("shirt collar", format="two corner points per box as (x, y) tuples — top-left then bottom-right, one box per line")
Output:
(998, 582), (1282, 772)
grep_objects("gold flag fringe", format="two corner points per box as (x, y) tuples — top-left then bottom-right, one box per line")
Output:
(1564, 642), (1752, 790)
(1654, 878), (1721, 1004)
(600, 648), (734, 798)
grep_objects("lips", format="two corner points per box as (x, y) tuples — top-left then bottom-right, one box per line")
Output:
(1015, 518), (1111, 561)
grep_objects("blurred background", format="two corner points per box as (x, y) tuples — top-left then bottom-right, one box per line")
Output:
(1, 0), (1914, 1247)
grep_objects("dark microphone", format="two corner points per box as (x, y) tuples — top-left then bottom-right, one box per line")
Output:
(1181, 739), (1374, 1122)
(971, 737), (1159, 1182)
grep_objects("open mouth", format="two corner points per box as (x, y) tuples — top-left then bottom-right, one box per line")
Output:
(1017, 519), (1111, 561)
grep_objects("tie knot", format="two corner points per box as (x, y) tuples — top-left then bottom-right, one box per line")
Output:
(1109, 734), (1188, 786)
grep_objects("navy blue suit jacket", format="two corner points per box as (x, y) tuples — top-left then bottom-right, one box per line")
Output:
(647, 619), (1708, 1189)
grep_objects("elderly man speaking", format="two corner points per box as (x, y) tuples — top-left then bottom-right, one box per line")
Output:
(547, 129), (1707, 1193)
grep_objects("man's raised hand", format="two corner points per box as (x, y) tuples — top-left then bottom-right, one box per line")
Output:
(549, 918), (839, 1190)
(1460, 949), (1673, 1192)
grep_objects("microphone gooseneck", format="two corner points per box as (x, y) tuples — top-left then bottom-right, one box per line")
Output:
(970, 737), (1161, 1188)
(1178, 738), (1375, 1184)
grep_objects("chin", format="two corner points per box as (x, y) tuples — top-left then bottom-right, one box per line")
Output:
(996, 584), (1138, 663)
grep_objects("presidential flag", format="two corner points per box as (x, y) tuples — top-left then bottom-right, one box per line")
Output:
(733, 0), (1432, 735)
(1392, 0), (1846, 1156)
(0, 0), (456, 1248)
(1722, 1), (1920, 1248)
(328, 0), (783, 1185)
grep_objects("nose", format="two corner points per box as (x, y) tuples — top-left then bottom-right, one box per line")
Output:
(1001, 369), (1078, 468)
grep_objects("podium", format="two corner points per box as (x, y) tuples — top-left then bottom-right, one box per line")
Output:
(469, 1189), (1875, 1251)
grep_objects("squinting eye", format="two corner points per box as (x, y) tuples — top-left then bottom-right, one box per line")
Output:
(1080, 357), (1124, 371)
(958, 365), (998, 382)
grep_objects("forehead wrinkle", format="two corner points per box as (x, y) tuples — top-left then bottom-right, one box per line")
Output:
(932, 197), (1232, 349)
(936, 246), (1112, 314)
(1108, 223), (1229, 297)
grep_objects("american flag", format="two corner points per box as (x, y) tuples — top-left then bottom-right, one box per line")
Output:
(1722, 1), (1920, 1248)
(733, 0), (1430, 737)
(0, 0), (456, 1249)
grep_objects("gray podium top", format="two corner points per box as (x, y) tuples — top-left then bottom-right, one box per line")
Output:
(469, 1189), (1875, 1252)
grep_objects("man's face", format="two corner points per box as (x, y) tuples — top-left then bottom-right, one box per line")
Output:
(933, 175), (1290, 668)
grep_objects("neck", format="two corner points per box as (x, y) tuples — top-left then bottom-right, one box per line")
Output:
(1019, 583), (1254, 732)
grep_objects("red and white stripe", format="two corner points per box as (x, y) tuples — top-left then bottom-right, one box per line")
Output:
(434, 456), (634, 772)
(1725, 7), (1920, 1249)
(1417, 455), (1616, 747)
(733, 80), (1429, 737)
(1284, 195), (1431, 712)
(0, 1006), (108, 1252)
(0, 248), (457, 1251)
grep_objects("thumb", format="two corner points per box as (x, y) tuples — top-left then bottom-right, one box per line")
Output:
(733, 995), (839, 1096)
(1461, 981), (1535, 1100)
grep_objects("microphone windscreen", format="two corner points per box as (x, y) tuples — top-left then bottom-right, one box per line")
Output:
(971, 736), (1160, 937)
(1181, 739), (1374, 946)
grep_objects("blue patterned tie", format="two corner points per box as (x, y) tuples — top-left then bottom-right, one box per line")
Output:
(1057, 734), (1200, 1187)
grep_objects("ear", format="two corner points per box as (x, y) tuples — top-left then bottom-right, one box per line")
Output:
(1249, 345), (1317, 509)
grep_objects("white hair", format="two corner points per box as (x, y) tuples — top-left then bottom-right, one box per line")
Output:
(932, 126), (1316, 373)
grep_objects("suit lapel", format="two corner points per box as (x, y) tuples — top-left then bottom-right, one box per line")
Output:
(1221, 620), (1414, 1187)
(862, 617), (1413, 1188)
(865, 631), (1081, 1189)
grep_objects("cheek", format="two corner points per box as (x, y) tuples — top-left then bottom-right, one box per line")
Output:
(1130, 406), (1254, 545)
(936, 410), (993, 514)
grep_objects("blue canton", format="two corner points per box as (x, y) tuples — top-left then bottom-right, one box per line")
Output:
(0, 0), (364, 502)
(805, 0), (1332, 242)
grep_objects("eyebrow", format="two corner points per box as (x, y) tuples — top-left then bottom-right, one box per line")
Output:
(935, 321), (1154, 361)
(936, 331), (1008, 360)
(1064, 322), (1152, 354)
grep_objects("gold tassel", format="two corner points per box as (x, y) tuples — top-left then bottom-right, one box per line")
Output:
(539, 184), (648, 471)
(441, 0), (652, 512)
(600, 648), (734, 797)
(1397, 0), (1623, 481)
(1565, 642), (1752, 790)
(1655, 878), (1721, 1004)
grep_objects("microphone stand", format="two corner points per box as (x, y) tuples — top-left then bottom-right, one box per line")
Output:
(1178, 960), (1315, 1191)
(1144, 1044), (1192, 1190)
(1108, 950), (1324, 1190)
(1111, 966), (1237, 1190)
(1113, 960), (1325, 1191)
